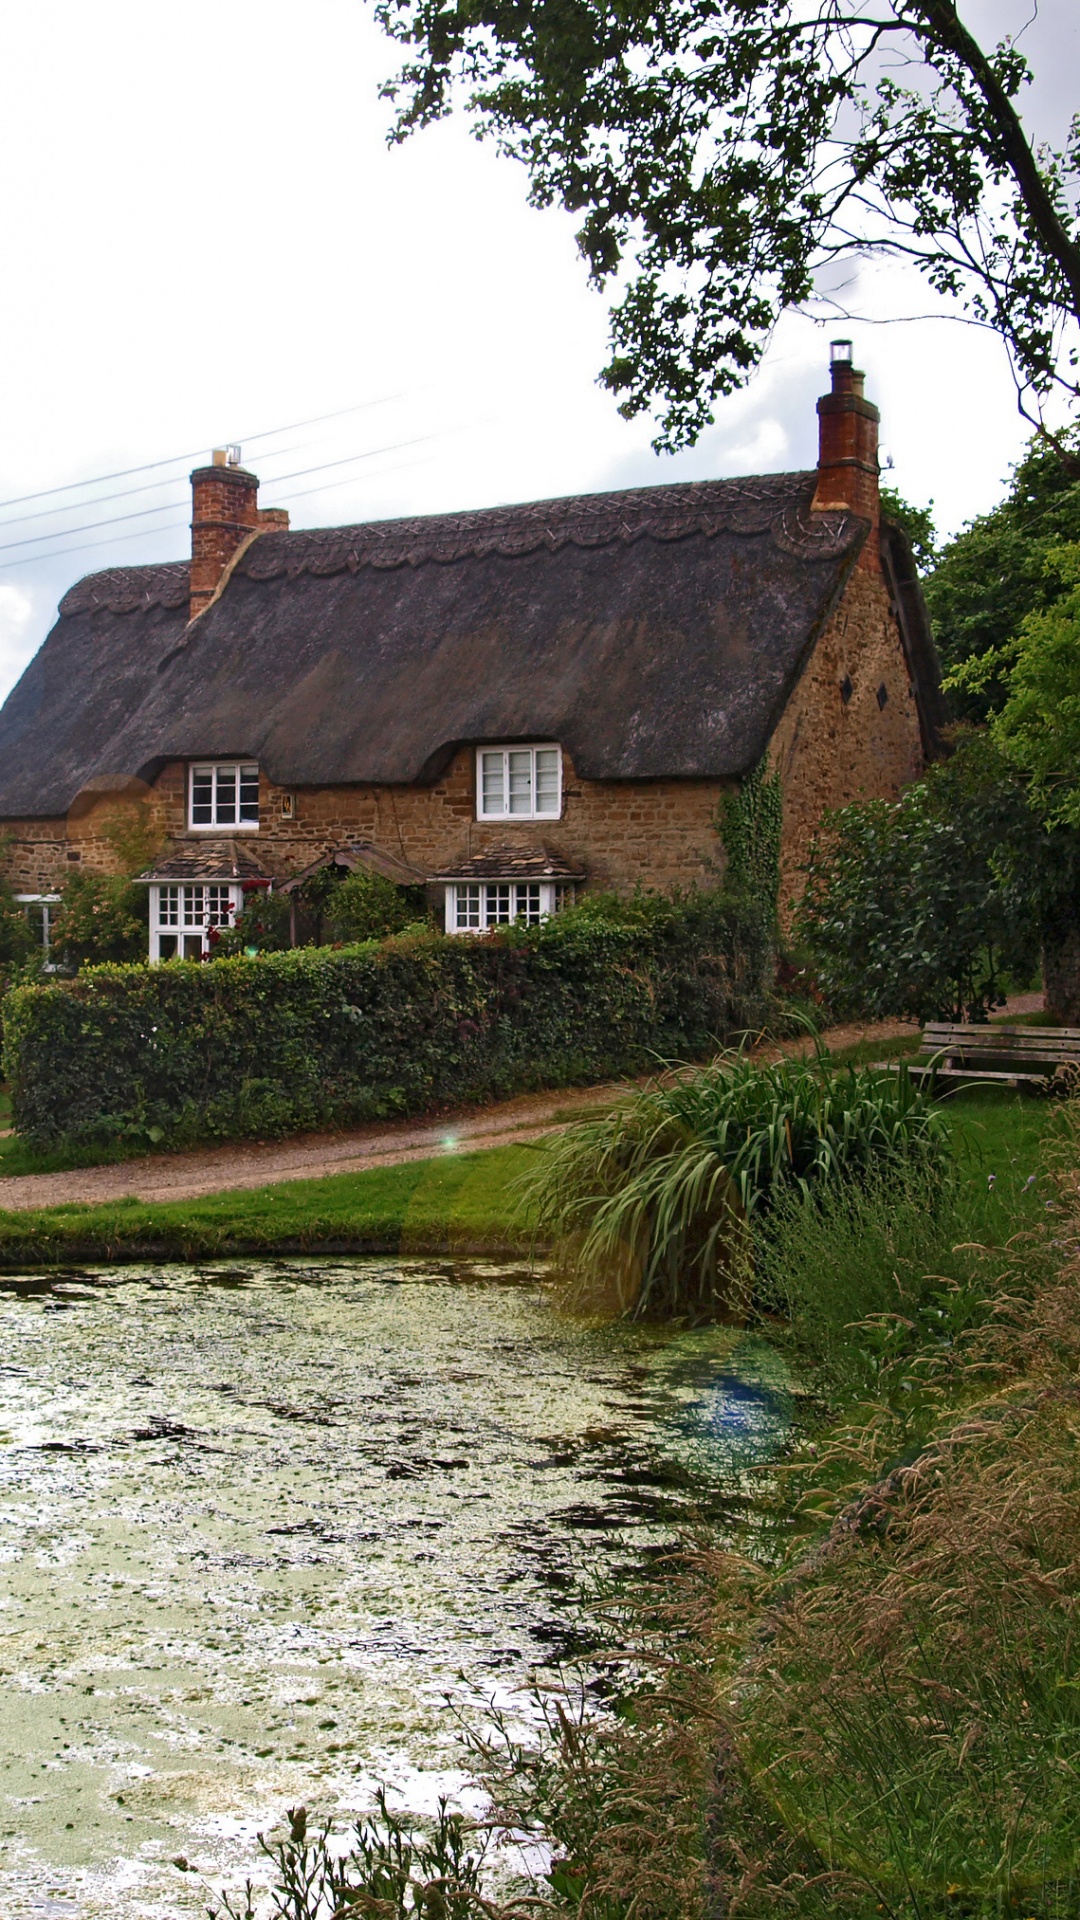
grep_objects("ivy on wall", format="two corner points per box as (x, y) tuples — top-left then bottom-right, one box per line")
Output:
(717, 757), (783, 922)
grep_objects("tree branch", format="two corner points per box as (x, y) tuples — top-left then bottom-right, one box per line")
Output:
(909, 0), (1080, 319)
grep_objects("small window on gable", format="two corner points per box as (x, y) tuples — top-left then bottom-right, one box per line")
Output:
(476, 745), (561, 821)
(190, 762), (260, 830)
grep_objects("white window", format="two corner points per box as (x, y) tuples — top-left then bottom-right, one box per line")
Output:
(15, 894), (61, 963)
(476, 745), (561, 820)
(445, 881), (574, 934)
(149, 883), (244, 961)
(189, 762), (260, 830)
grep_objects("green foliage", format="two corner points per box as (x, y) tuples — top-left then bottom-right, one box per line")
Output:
(2, 891), (773, 1153)
(950, 544), (1080, 833)
(928, 424), (1080, 721)
(49, 870), (148, 968)
(209, 1793), (497, 1920)
(521, 1048), (948, 1320)
(879, 485), (937, 573)
(377, 0), (1080, 448)
(718, 757), (783, 921)
(753, 1156), (1037, 1398)
(211, 887), (293, 957)
(97, 800), (162, 875)
(324, 869), (427, 944)
(796, 736), (1041, 1022)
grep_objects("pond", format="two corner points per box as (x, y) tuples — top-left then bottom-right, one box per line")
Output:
(0, 1258), (790, 1917)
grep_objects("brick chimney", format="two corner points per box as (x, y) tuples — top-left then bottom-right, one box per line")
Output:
(811, 341), (880, 555)
(189, 449), (261, 621)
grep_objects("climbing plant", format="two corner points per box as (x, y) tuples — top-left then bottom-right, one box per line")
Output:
(718, 758), (783, 922)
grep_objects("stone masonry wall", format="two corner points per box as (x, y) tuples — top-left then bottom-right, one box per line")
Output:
(768, 559), (924, 916)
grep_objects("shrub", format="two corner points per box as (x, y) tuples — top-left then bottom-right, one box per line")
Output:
(324, 869), (427, 943)
(521, 1048), (949, 1320)
(2, 890), (773, 1153)
(210, 887), (293, 957)
(49, 870), (148, 967)
(796, 738), (1041, 1022)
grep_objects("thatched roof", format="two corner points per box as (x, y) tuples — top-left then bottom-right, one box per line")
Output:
(0, 472), (942, 819)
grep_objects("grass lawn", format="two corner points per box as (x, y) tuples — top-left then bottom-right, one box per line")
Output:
(0, 1143), (542, 1269)
(0, 1081), (1058, 1271)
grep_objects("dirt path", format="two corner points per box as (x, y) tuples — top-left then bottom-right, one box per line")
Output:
(0, 998), (1042, 1215)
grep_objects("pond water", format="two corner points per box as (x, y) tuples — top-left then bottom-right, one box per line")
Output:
(0, 1258), (790, 1918)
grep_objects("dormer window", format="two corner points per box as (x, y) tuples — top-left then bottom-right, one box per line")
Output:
(190, 762), (260, 831)
(477, 745), (561, 821)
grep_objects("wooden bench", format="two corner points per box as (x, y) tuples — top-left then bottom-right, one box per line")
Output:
(905, 1021), (1080, 1091)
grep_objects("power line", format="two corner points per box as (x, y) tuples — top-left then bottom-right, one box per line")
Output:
(0, 432), (445, 559)
(0, 391), (412, 518)
(0, 440), (447, 574)
(0, 441), (306, 536)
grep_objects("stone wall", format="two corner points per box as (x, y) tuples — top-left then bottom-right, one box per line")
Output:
(768, 558), (925, 914)
(13, 751), (733, 897)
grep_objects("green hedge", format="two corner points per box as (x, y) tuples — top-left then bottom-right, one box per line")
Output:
(2, 894), (773, 1152)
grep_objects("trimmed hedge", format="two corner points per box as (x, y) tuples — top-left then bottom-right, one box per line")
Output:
(3, 894), (773, 1153)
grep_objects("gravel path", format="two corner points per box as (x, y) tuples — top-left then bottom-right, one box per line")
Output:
(0, 999), (1042, 1215)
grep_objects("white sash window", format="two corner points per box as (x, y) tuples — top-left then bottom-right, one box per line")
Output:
(476, 745), (561, 820)
(189, 762), (260, 829)
(149, 882), (244, 961)
(446, 880), (573, 934)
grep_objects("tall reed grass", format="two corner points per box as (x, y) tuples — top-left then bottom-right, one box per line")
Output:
(521, 1048), (949, 1320)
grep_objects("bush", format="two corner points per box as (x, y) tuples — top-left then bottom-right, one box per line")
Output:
(210, 887), (293, 956)
(521, 1048), (949, 1320)
(49, 870), (148, 967)
(796, 738), (1040, 1022)
(2, 891), (773, 1153)
(324, 869), (427, 943)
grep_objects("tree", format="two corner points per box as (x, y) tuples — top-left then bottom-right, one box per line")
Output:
(928, 424), (1080, 721)
(950, 543), (1080, 828)
(795, 732), (1041, 1021)
(376, 0), (1080, 447)
(880, 484), (937, 571)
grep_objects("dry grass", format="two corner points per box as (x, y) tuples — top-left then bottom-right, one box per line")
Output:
(482, 1108), (1080, 1919)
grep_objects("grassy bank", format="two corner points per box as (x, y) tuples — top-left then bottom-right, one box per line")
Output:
(0, 1144), (539, 1268)
(0, 1087), (1049, 1270)
(470, 1095), (1077, 1920)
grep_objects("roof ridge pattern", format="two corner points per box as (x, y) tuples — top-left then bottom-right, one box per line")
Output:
(59, 560), (190, 619)
(240, 471), (854, 585)
(55, 472), (856, 617)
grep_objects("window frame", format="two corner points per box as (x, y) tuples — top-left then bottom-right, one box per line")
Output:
(474, 743), (562, 822)
(15, 893), (61, 966)
(445, 880), (574, 935)
(188, 760), (261, 832)
(148, 882), (245, 962)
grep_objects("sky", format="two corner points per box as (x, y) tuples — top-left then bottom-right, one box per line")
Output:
(0, 0), (1075, 702)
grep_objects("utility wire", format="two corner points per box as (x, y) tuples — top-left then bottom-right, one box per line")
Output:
(0, 440), (307, 535)
(0, 391), (412, 517)
(0, 442), (445, 573)
(0, 432), (445, 558)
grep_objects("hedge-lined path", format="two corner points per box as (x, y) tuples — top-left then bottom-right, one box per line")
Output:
(0, 999), (1042, 1216)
